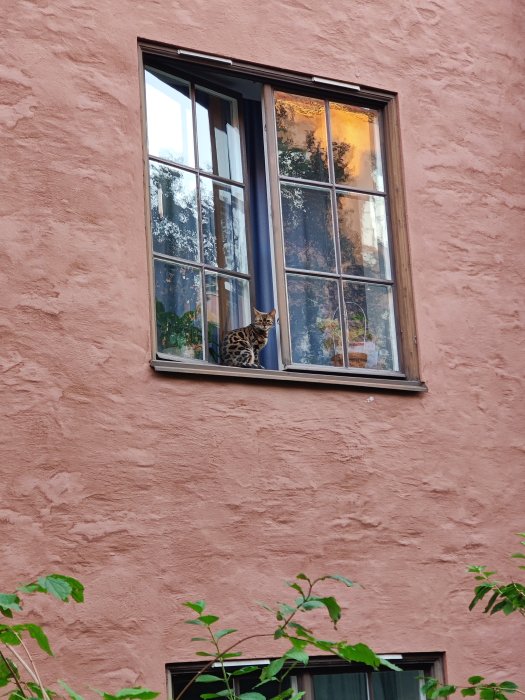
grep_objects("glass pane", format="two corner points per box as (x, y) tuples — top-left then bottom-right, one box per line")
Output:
(275, 91), (329, 182)
(237, 673), (291, 699)
(330, 102), (384, 191)
(313, 673), (368, 700)
(344, 281), (398, 371)
(205, 273), (251, 364)
(337, 192), (391, 278)
(201, 177), (248, 273)
(154, 259), (203, 360)
(372, 670), (424, 700)
(196, 88), (243, 182)
(145, 68), (194, 167)
(281, 184), (335, 273)
(287, 274), (342, 366)
(150, 162), (199, 262)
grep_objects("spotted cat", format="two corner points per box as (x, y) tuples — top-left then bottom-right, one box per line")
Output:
(221, 308), (276, 369)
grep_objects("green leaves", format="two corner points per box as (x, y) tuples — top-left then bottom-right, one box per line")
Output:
(19, 576), (84, 603)
(423, 675), (520, 700)
(13, 624), (53, 655)
(59, 681), (85, 700)
(0, 594), (22, 618)
(97, 687), (160, 700)
(184, 601), (206, 614)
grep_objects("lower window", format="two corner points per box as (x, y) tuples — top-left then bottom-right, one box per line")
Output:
(168, 654), (442, 700)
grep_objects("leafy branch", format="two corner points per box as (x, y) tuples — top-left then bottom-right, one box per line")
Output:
(177, 573), (399, 700)
(0, 574), (158, 700)
(422, 534), (524, 700)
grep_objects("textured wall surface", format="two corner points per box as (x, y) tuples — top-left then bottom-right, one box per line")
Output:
(1, 0), (524, 695)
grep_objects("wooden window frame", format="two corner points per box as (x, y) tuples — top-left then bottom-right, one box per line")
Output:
(139, 42), (425, 392)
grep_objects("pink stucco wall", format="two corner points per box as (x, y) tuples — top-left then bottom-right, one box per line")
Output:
(1, 0), (523, 695)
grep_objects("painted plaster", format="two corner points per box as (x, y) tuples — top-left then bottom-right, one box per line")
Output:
(1, 0), (523, 694)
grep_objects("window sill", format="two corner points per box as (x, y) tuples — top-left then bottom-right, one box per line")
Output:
(151, 359), (427, 392)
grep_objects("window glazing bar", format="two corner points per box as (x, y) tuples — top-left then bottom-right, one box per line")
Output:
(279, 174), (385, 197)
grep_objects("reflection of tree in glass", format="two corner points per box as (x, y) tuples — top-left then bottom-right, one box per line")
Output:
(275, 100), (353, 183)
(281, 185), (335, 272)
(150, 164), (199, 262)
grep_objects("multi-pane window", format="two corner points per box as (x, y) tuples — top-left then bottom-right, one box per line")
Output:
(142, 47), (420, 384)
(146, 67), (251, 363)
(275, 92), (398, 371)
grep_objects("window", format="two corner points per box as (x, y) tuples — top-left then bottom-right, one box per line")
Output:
(168, 654), (442, 700)
(141, 45), (423, 390)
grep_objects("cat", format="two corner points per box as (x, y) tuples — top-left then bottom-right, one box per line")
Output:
(221, 308), (276, 369)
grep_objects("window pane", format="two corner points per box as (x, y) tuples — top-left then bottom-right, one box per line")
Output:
(150, 162), (199, 261)
(154, 259), (203, 359)
(344, 281), (398, 371)
(205, 272), (251, 364)
(275, 92), (329, 182)
(337, 192), (391, 279)
(281, 184), (335, 273)
(372, 670), (424, 700)
(145, 68), (194, 167)
(287, 274), (342, 366)
(313, 673), (368, 700)
(201, 177), (248, 273)
(330, 102), (384, 191)
(196, 88), (243, 182)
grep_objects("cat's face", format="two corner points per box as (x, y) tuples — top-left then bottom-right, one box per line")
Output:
(253, 308), (276, 331)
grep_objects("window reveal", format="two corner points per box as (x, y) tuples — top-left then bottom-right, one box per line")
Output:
(142, 49), (419, 382)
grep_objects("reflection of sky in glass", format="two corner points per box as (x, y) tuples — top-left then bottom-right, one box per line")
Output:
(201, 178), (248, 273)
(330, 103), (384, 191)
(337, 192), (391, 278)
(196, 88), (243, 182)
(145, 69), (194, 166)
(275, 91), (329, 182)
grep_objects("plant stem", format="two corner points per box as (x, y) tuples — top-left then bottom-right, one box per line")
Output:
(0, 648), (27, 698)
(173, 633), (274, 700)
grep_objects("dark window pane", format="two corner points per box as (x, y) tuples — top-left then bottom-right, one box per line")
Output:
(344, 282), (398, 371)
(337, 192), (391, 279)
(170, 676), (223, 700)
(196, 88), (243, 182)
(154, 260), (203, 359)
(372, 670), (424, 700)
(281, 184), (335, 273)
(287, 274), (342, 366)
(313, 672), (368, 700)
(145, 68), (194, 167)
(329, 102), (384, 191)
(205, 272), (251, 364)
(201, 178), (248, 273)
(150, 162), (199, 262)
(275, 92), (329, 182)
(237, 672), (291, 698)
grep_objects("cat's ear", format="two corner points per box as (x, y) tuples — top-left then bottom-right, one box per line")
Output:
(269, 308), (276, 318)
(253, 307), (262, 317)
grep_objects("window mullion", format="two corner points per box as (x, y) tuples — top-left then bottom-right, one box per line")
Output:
(189, 81), (209, 361)
(325, 98), (349, 368)
(262, 83), (291, 368)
